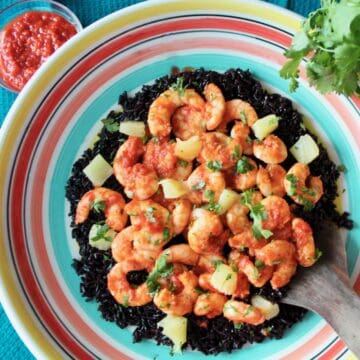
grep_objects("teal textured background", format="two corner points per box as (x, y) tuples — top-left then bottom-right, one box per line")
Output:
(0, 0), (320, 359)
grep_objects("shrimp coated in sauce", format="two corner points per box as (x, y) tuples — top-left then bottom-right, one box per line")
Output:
(148, 88), (205, 138)
(108, 261), (152, 307)
(284, 163), (323, 206)
(198, 132), (240, 169)
(113, 136), (159, 200)
(260, 195), (291, 231)
(75, 187), (127, 232)
(226, 199), (251, 235)
(153, 270), (199, 316)
(194, 292), (227, 318)
(187, 208), (228, 255)
(223, 300), (265, 325)
(256, 164), (286, 197)
(291, 218), (316, 267)
(220, 99), (258, 128)
(172, 105), (205, 140)
(203, 83), (226, 130)
(143, 138), (192, 180)
(186, 163), (226, 205)
(253, 134), (287, 164)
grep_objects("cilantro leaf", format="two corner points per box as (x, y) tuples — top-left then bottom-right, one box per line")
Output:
(203, 190), (222, 214)
(192, 180), (206, 191)
(170, 76), (187, 96)
(90, 198), (106, 213)
(90, 223), (112, 242)
(279, 0), (360, 96)
(102, 118), (119, 133)
(236, 156), (254, 174)
(206, 160), (223, 171)
(146, 253), (173, 296)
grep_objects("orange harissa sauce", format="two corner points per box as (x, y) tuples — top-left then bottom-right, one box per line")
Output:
(0, 11), (77, 91)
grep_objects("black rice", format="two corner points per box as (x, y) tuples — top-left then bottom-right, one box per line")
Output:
(66, 68), (353, 355)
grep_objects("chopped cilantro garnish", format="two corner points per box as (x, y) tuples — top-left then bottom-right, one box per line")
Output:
(285, 174), (298, 196)
(142, 134), (150, 144)
(337, 164), (347, 173)
(162, 227), (171, 242)
(170, 76), (187, 96)
(90, 198), (106, 213)
(91, 223), (112, 242)
(206, 160), (223, 171)
(122, 295), (129, 307)
(145, 206), (157, 223)
(314, 248), (323, 262)
(102, 117), (119, 133)
(178, 159), (189, 167)
(240, 110), (248, 124)
(231, 145), (241, 160)
(241, 189), (273, 240)
(192, 181), (206, 191)
(243, 305), (254, 317)
(146, 253), (173, 296)
(236, 156), (254, 174)
(234, 323), (243, 329)
(298, 195), (315, 211)
(302, 187), (316, 196)
(195, 286), (208, 295)
(203, 190), (222, 214)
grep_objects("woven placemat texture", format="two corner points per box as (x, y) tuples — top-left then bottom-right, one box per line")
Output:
(0, 0), (319, 358)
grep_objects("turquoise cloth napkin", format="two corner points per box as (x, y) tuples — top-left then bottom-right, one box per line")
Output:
(0, 0), (319, 358)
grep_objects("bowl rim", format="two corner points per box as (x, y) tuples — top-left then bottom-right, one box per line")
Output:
(0, 0), (358, 359)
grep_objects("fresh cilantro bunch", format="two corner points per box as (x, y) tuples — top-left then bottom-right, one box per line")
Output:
(280, 0), (360, 96)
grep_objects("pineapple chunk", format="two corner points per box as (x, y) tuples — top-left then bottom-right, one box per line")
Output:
(290, 134), (319, 164)
(251, 295), (280, 320)
(159, 179), (188, 199)
(210, 263), (238, 295)
(89, 223), (117, 251)
(251, 114), (279, 140)
(175, 136), (202, 161)
(119, 121), (146, 137)
(158, 315), (188, 354)
(83, 154), (113, 186)
(218, 189), (240, 215)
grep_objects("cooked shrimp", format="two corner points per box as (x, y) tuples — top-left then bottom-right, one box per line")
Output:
(223, 300), (265, 325)
(261, 195), (291, 231)
(284, 163), (323, 206)
(196, 254), (227, 274)
(233, 271), (251, 299)
(270, 221), (293, 241)
(172, 105), (205, 140)
(257, 164), (286, 197)
(108, 261), (152, 307)
(186, 164), (226, 205)
(292, 218), (316, 267)
(113, 136), (159, 199)
(270, 259), (297, 289)
(75, 187), (127, 232)
(255, 240), (297, 288)
(221, 99), (258, 128)
(228, 229), (269, 256)
(125, 199), (171, 233)
(187, 208), (227, 255)
(197, 132), (240, 169)
(194, 292), (227, 318)
(111, 226), (161, 267)
(143, 138), (192, 180)
(198, 273), (219, 293)
(168, 199), (192, 235)
(161, 244), (200, 266)
(148, 88), (205, 138)
(204, 83), (225, 130)
(230, 251), (273, 287)
(153, 270), (199, 316)
(253, 135), (287, 164)
(226, 157), (258, 191)
(226, 200), (251, 235)
(230, 121), (253, 155)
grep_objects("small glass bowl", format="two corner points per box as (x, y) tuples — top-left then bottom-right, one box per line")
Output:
(0, 0), (82, 92)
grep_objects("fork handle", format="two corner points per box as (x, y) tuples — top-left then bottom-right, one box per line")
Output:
(318, 269), (360, 356)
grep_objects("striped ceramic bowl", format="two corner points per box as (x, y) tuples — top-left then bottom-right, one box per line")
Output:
(0, 0), (359, 359)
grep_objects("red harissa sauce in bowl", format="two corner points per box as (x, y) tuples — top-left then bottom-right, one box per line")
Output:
(0, 11), (77, 91)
